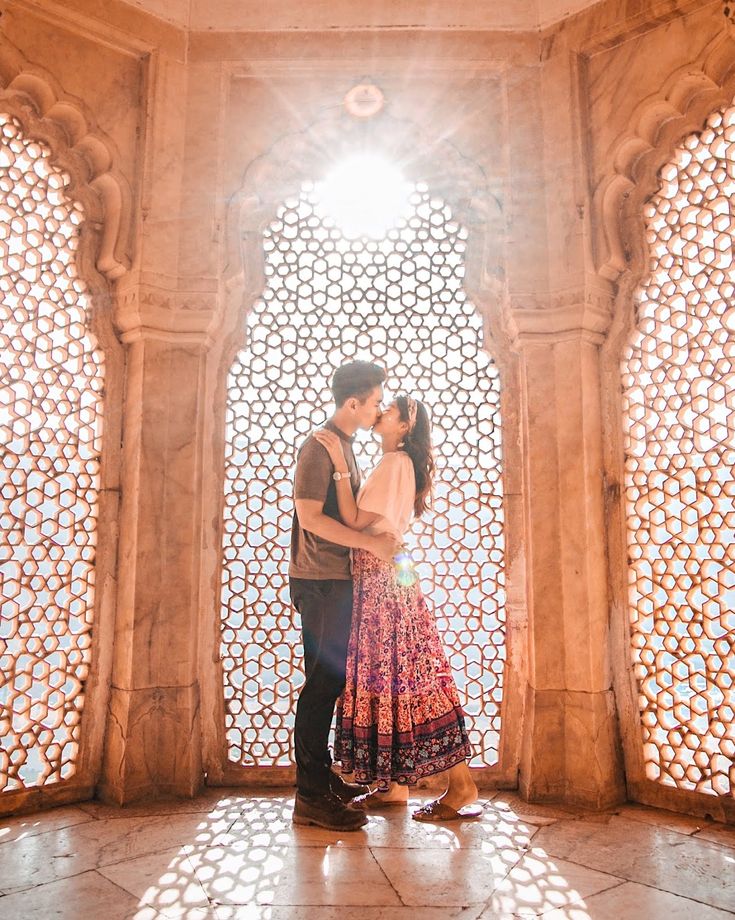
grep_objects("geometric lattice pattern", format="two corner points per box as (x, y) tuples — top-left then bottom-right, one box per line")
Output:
(0, 114), (104, 791)
(622, 102), (735, 796)
(221, 181), (505, 768)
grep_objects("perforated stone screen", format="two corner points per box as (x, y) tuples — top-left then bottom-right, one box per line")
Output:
(622, 103), (735, 796)
(0, 114), (104, 792)
(221, 181), (506, 769)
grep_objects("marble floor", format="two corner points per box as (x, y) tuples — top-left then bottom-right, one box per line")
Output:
(0, 789), (734, 919)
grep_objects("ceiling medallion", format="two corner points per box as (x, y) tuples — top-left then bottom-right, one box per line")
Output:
(343, 83), (385, 119)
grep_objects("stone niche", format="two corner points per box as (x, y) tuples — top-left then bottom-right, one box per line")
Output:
(0, 0), (733, 824)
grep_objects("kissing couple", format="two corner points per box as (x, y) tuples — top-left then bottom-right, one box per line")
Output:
(289, 360), (480, 830)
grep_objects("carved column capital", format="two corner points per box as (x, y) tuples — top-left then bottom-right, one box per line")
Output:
(508, 276), (616, 347)
(114, 273), (221, 347)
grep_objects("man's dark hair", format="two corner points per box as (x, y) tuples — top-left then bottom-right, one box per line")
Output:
(331, 360), (387, 407)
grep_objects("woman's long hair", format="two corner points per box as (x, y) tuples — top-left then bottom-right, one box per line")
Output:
(396, 395), (435, 517)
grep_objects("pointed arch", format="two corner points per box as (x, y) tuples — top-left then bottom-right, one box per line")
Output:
(221, 106), (508, 361)
(200, 103), (526, 789)
(593, 32), (735, 287)
(599, 34), (735, 823)
(0, 56), (128, 814)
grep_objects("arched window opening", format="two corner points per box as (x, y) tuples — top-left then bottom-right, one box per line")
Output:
(0, 114), (105, 792)
(220, 179), (506, 770)
(622, 103), (735, 796)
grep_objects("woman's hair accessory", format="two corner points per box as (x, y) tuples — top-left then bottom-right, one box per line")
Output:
(406, 397), (418, 432)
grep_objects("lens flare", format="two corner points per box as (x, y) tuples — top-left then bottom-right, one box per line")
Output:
(315, 154), (412, 239)
(394, 550), (418, 588)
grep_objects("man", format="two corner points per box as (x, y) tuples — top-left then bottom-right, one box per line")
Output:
(290, 360), (399, 830)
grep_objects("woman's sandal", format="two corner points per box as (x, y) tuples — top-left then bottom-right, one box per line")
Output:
(411, 799), (483, 822)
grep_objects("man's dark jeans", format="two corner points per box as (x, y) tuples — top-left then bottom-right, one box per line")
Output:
(290, 577), (353, 797)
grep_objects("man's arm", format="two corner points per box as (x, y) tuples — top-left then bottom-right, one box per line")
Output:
(295, 499), (399, 563)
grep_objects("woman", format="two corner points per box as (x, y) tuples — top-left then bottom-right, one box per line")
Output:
(313, 396), (480, 821)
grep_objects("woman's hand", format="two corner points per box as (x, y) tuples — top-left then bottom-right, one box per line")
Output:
(313, 428), (348, 471)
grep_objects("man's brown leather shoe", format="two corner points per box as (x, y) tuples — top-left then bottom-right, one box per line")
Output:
(292, 791), (368, 830)
(329, 770), (369, 805)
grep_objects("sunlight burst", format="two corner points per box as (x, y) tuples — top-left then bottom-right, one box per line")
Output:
(315, 153), (412, 238)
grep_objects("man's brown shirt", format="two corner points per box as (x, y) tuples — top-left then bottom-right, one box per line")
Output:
(289, 420), (361, 580)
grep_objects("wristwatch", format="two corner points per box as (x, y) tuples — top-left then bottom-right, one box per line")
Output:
(332, 470), (350, 481)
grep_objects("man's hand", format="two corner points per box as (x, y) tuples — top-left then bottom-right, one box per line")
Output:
(367, 531), (402, 563)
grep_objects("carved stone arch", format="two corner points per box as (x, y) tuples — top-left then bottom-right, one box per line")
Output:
(594, 31), (735, 290)
(0, 43), (133, 285)
(220, 106), (507, 367)
(596, 31), (735, 822)
(202, 104), (523, 787)
(0, 49), (128, 813)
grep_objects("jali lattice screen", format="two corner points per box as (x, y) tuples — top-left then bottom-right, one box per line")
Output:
(622, 103), (735, 796)
(0, 114), (104, 791)
(221, 182), (505, 768)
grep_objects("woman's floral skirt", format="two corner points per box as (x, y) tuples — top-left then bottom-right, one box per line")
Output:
(335, 549), (472, 788)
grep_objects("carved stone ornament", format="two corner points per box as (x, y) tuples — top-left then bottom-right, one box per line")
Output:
(593, 32), (735, 287)
(0, 52), (131, 284)
(343, 82), (385, 119)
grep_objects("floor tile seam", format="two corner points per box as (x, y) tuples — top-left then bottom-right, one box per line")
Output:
(1, 836), (202, 888)
(691, 830), (735, 850)
(99, 857), (211, 919)
(526, 815), (598, 834)
(504, 808), (581, 822)
(535, 811), (698, 839)
(523, 823), (543, 846)
(356, 836), (535, 854)
(604, 814), (735, 853)
(531, 877), (629, 917)
(0, 812), (226, 849)
(76, 809), (240, 821)
(503, 877), (628, 920)
(367, 843), (406, 907)
(606, 874), (735, 914)
(223, 809), (252, 834)
(531, 847), (735, 913)
(92, 866), (150, 904)
(631, 875), (735, 914)
(472, 825), (541, 872)
(212, 833), (547, 852)
(608, 815), (735, 850)
(1, 865), (123, 899)
(207, 898), (409, 910)
(0, 806), (100, 824)
(0, 818), (98, 846)
(468, 835), (536, 906)
(515, 850), (628, 889)
(75, 797), (247, 817)
(611, 811), (712, 838)
(121, 911), (165, 920)
(178, 846), (218, 911)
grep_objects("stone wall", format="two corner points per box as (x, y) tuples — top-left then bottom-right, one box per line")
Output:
(0, 0), (732, 821)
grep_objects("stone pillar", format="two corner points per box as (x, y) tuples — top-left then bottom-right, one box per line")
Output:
(98, 324), (207, 803)
(97, 46), (214, 802)
(512, 299), (626, 809)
